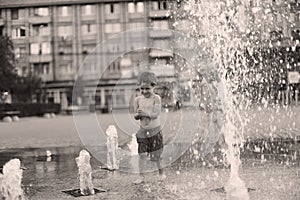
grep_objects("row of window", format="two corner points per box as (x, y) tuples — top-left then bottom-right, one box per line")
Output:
(0, 1), (169, 20)
(9, 20), (169, 38)
(15, 42), (51, 57)
(20, 63), (70, 76)
(19, 60), (122, 77)
(18, 63), (51, 76)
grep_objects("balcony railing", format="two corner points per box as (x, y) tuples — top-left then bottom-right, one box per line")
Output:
(149, 64), (175, 77)
(28, 16), (51, 24)
(149, 10), (171, 18)
(149, 49), (173, 57)
(57, 16), (72, 23)
(29, 54), (52, 63)
(149, 29), (172, 38)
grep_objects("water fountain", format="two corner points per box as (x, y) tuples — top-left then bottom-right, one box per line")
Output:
(75, 150), (95, 195)
(0, 159), (24, 200)
(105, 125), (119, 170)
(127, 134), (139, 156)
(175, 0), (253, 198)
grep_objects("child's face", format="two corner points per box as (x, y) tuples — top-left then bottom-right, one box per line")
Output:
(140, 84), (153, 98)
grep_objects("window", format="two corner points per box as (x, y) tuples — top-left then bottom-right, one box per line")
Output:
(110, 4), (114, 13)
(19, 47), (26, 58)
(137, 2), (144, 13)
(0, 9), (3, 19)
(83, 62), (96, 72)
(152, 1), (168, 10)
(105, 3), (119, 14)
(30, 42), (51, 55)
(30, 43), (40, 55)
(0, 26), (3, 36)
(115, 89), (125, 105)
(109, 61), (120, 72)
(15, 47), (26, 58)
(32, 24), (49, 36)
(160, 1), (168, 10)
(128, 22), (145, 30)
(58, 25), (72, 37)
(11, 9), (18, 20)
(22, 66), (28, 76)
(81, 4), (95, 16)
(81, 24), (96, 34)
(58, 6), (71, 16)
(33, 7), (49, 16)
(128, 3), (135, 13)
(15, 48), (20, 58)
(105, 4), (113, 14)
(32, 63), (50, 75)
(12, 27), (26, 38)
(60, 63), (72, 74)
(11, 9), (25, 19)
(82, 44), (95, 54)
(59, 45), (72, 55)
(152, 20), (169, 29)
(106, 44), (119, 53)
(128, 2), (144, 13)
(41, 42), (51, 54)
(105, 23), (121, 33)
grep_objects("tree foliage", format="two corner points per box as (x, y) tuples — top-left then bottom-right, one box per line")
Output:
(0, 36), (42, 102)
(0, 35), (18, 92)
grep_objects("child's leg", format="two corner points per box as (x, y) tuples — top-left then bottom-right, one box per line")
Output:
(155, 160), (163, 175)
(135, 142), (148, 184)
(133, 152), (147, 184)
(149, 129), (164, 176)
(139, 153), (147, 174)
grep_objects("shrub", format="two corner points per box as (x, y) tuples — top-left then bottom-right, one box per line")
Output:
(0, 103), (61, 118)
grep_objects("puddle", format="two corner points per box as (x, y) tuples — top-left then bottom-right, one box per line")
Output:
(62, 188), (107, 197)
(210, 187), (255, 193)
(242, 138), (300, 163)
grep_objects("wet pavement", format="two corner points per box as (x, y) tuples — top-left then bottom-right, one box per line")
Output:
(0, 108), (300, 199)
(0, 142), (299, 199)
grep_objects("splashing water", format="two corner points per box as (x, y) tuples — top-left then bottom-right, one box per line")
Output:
(105, 125), (119, 170)
(0, 159), (24, 200)
(75, 150), (95, 196)
(175, 0), (252, 199)
(127, 135), (139, 156)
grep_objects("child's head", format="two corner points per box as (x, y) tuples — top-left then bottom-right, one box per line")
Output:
(137, 71), (157, 86)
(137, 71), (157, 97)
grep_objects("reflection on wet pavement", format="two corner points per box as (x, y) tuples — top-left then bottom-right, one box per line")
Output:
(0, 139), (299, 198)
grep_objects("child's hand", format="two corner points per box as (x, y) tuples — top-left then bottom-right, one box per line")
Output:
(137, 109), (148, 117)
(134, 113), (141, 120)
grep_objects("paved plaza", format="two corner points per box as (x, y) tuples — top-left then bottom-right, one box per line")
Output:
(0, 107), (300, 199)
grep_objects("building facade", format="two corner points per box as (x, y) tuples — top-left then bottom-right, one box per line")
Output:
(1, 0), (298, 110)
(0, 0), (180, 111)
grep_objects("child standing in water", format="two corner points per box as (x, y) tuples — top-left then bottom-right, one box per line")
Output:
(133, 71), (164, 184)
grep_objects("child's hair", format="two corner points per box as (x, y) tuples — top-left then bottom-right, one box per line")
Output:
(137, 71), (157, 86)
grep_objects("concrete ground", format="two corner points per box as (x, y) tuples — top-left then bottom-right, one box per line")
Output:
(1, 106), (300, 199)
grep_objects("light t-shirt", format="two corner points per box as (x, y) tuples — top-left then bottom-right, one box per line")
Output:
(134, 94), (161, 129)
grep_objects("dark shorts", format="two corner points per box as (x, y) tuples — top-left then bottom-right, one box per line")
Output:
(136, 126), (163, 161)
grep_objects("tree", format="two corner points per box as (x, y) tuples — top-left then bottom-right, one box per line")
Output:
(0, 35), (42, 102)
(0, 35), (18, 93)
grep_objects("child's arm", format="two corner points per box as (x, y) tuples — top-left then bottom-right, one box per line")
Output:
(133, 97), (141, 120)
(148, 95), (161, 119)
